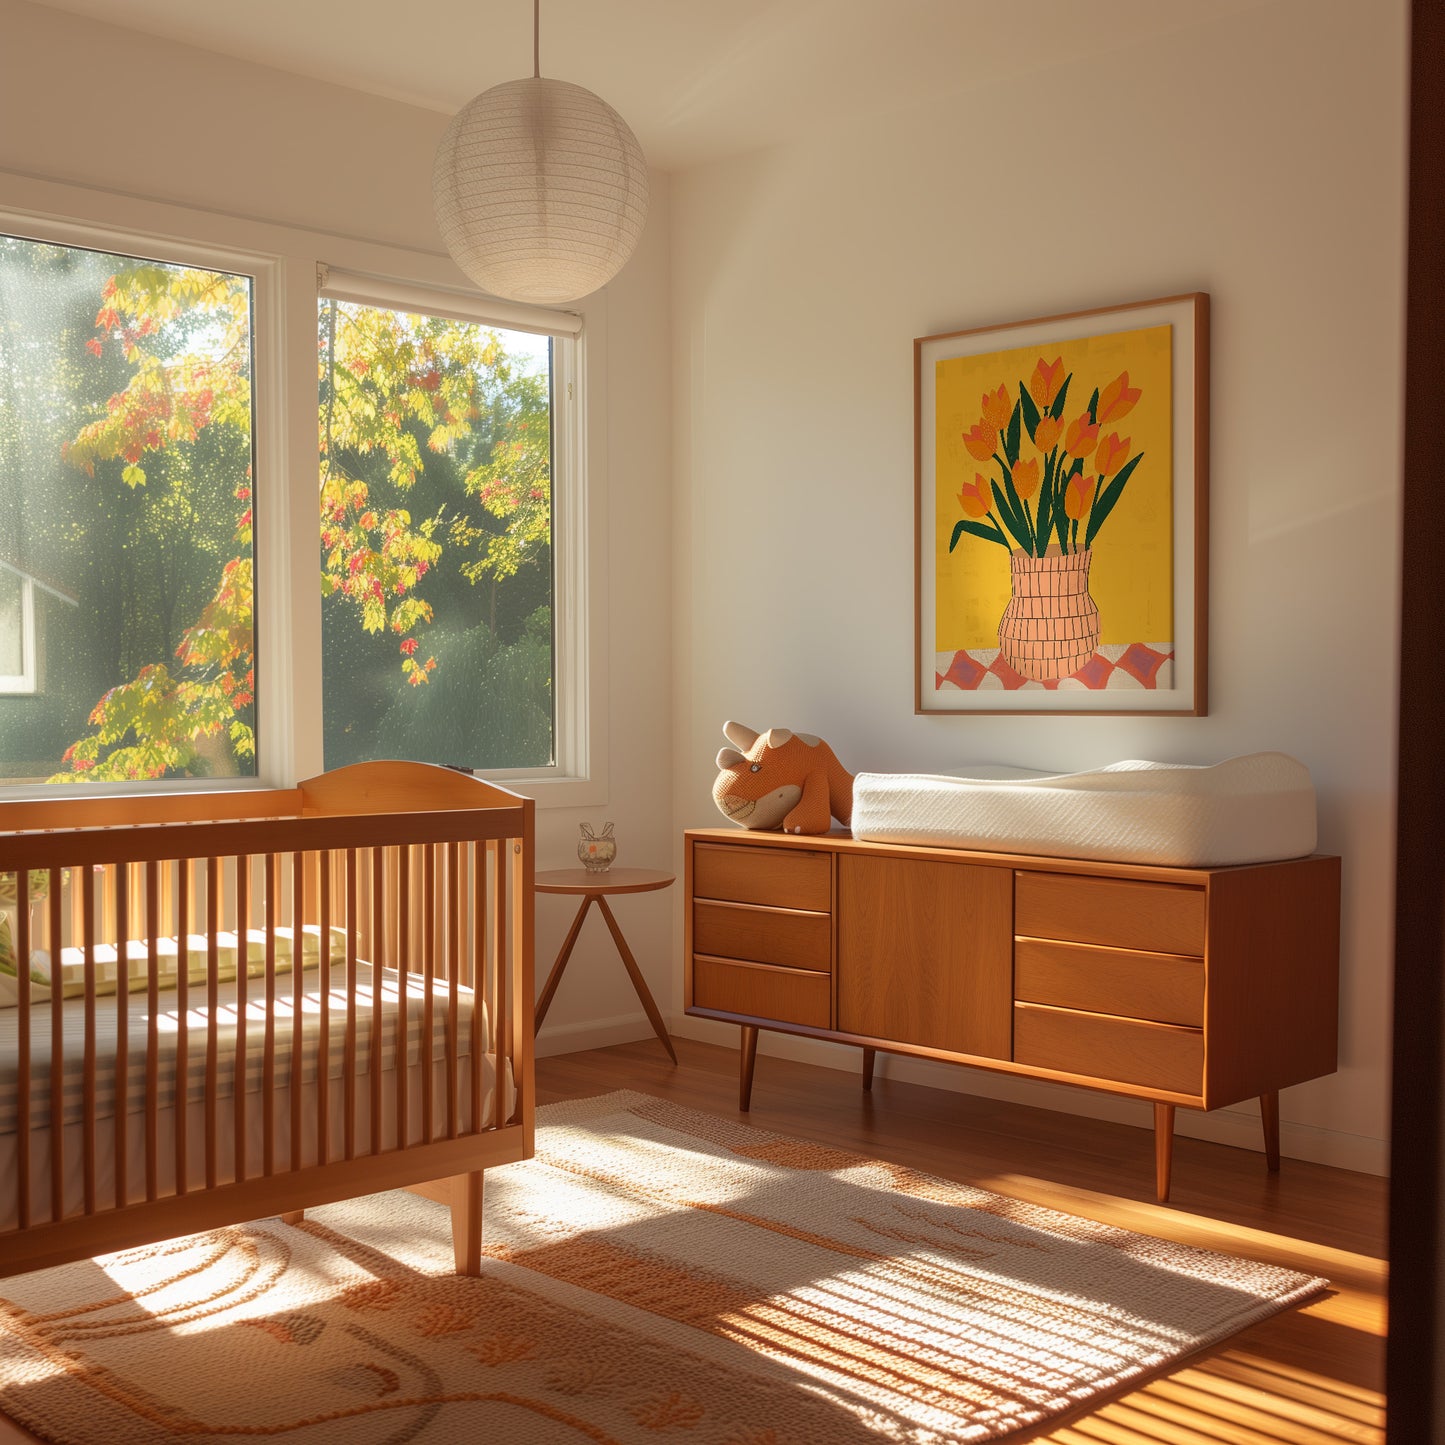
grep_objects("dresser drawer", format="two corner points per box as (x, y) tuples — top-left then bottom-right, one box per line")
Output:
(692, 842), (830, 912)
(1014, 937), (1204, 1027)
(1015, 872), (1205, 956)
(1014, 1002), (1203, 1095)
(692, 957), (830, 1029)
(693, 899), (830, 972)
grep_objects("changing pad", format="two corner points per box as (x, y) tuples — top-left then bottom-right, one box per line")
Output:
(850, 753), (1316, 867)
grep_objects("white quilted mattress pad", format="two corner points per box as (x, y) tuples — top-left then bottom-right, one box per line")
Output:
(849, 753), (1317, 867)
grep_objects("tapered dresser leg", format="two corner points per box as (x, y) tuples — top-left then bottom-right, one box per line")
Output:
(1154, 1102), (1175, 1203)
(281, 1210), (305, 1225)
(862, 1047), (876, 1092)
(739, 1025), (759, 1112)
(1260, 1091), (1281, 1172)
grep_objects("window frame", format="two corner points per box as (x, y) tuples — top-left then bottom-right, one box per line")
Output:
(0, 566), (36, 695)
(0, 179), (607, 806)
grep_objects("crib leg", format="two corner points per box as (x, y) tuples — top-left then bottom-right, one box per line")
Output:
(450, 1170), (485, 1276)
(281, 1210), (305, 1225)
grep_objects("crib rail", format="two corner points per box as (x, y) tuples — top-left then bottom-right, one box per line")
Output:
(0, 763), (534, 1277)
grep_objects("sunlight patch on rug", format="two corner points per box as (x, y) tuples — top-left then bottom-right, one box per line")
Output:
(0, 1090), (1325, 1444)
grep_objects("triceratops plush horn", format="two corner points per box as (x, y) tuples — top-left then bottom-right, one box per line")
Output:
(723, 721), (759, 750)
(764, 728), (793, 748)
(716, 746), (746, 770)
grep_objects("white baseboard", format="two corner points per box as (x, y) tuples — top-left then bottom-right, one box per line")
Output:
(534, 1012), (655, 1058)
(671, 1015), (1389, 1178)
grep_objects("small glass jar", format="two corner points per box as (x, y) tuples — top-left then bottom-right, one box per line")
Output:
(578, 822), (617, 872)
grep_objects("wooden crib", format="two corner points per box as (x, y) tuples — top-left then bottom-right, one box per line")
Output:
(0, 760), (534, 1280)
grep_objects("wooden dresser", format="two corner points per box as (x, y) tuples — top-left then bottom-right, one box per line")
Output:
(683, 828), (1340, 1200)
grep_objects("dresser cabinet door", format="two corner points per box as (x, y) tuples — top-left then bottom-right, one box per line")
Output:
(836, 855), (1012, 1059)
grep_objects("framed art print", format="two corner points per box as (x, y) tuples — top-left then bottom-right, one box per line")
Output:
(915, 293), (1209, 715)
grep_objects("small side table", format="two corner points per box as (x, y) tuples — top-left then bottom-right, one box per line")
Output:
(534, 867), (677, 1062)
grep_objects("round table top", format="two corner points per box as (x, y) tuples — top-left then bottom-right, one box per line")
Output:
(534, 866), (675, 896)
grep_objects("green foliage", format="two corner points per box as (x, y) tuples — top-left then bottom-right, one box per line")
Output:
(14, 247), (554, 783)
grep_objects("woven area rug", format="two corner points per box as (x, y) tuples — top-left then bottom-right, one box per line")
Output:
(0, 1090), (1324, 1444)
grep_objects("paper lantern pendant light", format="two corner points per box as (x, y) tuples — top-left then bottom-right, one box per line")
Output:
(433, 1), (649, 306)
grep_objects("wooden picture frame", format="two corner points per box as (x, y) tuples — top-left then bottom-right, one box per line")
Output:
(915, 293), (1209, 715)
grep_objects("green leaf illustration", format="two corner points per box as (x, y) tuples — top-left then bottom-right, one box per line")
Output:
(1004, 401), (1023, 466)
(1086, 386), (1100, 425)
(1050, 374), (1072, 420)
(1019, 384), (1041, 442)
(990, 479), (1031, 553)
(951, 518), (1009, 550)
(1084, 452), (1144, 548)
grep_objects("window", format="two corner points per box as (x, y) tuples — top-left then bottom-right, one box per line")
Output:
(316, 294), (558, 771)
(0, 233), (257, 782)
(0, 214), (592, 796)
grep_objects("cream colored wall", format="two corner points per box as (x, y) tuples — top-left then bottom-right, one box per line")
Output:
(669, 0), (1407, 1173)
(0, 0), (677, 1054)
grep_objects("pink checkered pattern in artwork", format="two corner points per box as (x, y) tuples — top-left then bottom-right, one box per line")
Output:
(936, 643), (1173, 692)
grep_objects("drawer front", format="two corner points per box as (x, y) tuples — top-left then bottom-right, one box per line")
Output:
(1014, 937), (1204, 1027)
(693, 899), (831, 972)
(692, 842), (831, 912)
(1016, 872), (1205, 956)
(692, 957), (830, 1029)
(1014, 1002), (1203, 1095)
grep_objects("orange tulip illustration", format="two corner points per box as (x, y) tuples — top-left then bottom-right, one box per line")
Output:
(1032, 414), (1064, 453)
(981, 383), (1011, 432)
(1028, 356), (1065, 409)
(962, 421), (998, 462)
(1064, 413), (1099, 459)
(1095, 432), (1131, 478)
(1097, 370), (1141, 426)
(1011, 455), (1041, 502)
(1064, 472), (1096, 520)
(956, 474), (992, 519)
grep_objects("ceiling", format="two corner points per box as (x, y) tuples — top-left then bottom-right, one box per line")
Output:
(25, 0), (1259, 171)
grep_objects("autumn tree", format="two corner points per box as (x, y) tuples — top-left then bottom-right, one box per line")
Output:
(29, 255), (552, 783)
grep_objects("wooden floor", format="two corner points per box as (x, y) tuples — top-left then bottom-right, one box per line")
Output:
(0, 1036), (1387, 1444)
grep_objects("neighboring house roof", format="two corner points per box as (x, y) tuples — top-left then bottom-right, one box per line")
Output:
(0, 554), (79, 606)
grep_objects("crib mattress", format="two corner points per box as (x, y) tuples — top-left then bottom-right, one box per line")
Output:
(0, 961), (488, 1135)
(850, 753), (1317, 867)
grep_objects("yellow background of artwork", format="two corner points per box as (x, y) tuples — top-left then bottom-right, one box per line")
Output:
(934, 323), (1174, 651)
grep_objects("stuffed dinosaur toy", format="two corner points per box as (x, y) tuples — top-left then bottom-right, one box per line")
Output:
(712, 721), (854, 835)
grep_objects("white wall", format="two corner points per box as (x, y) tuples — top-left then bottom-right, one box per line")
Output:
(669, 0), (1407, 1173)
(0, 0), (678, 1051)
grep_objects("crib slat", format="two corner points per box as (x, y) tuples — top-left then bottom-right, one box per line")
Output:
(395, 844), (410, 1153)
(206, 856), (220, 1191)
(263, 853), (278, 1177)
(371, 847), (385, 1155)
(145, 861), (160, 1202)
(470, 845), (485, 1136)
(423, 845), (435, 1143)
(344, 849), (358, 1161)
(290, 851), (305, 1174)
(16, 868), (31, 1231)
(318, 850), (332, 1168)
(49, 874), (63, 1222)
(491, 840), (508, 1130)
(234, 853), (250, 1185)
(114, 863), (129, 1211)
(176, 862), (190, 1196)
(447, 842), (460, 1140)
(511, 834), (531, 1143)
(82, 872), (97, 1215)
